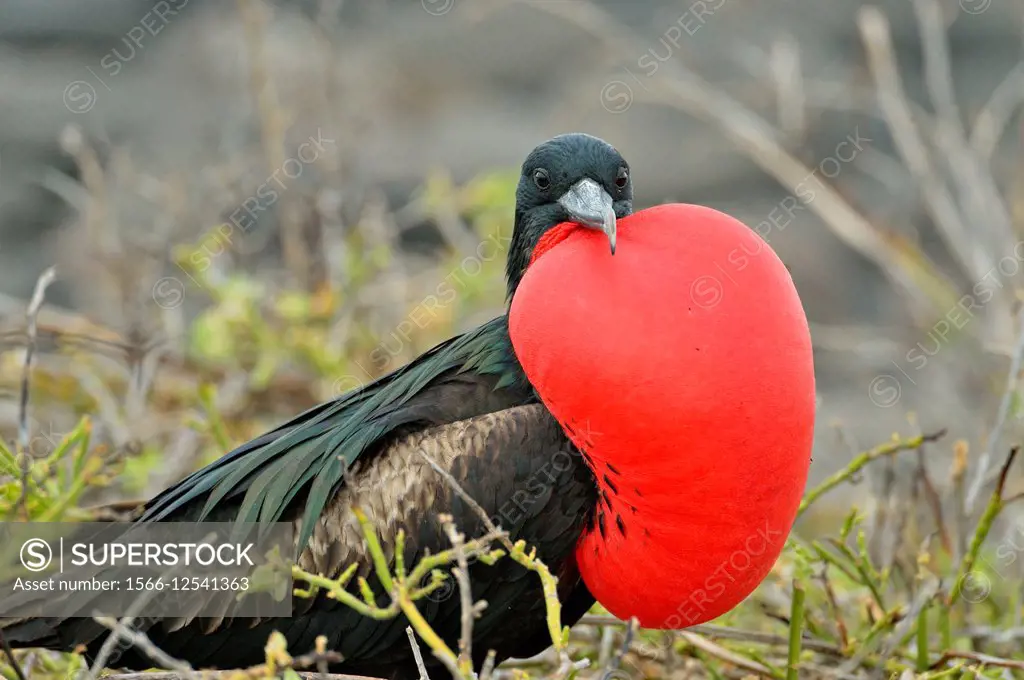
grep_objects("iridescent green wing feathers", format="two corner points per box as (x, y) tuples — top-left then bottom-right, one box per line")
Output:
(139, 315), (527, 551)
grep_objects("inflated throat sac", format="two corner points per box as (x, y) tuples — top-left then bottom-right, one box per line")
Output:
(509, 203), (815, 627)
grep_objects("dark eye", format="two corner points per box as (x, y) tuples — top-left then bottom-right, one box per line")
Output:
(615, 167), (629, 189)
(533, 168), (551, 190)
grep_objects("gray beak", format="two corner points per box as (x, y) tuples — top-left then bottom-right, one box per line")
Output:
(557, 178), (617, 254)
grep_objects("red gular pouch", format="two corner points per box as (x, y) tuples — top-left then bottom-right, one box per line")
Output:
(508, 203), (815, 628)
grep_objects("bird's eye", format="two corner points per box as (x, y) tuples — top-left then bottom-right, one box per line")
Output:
(615, 167), (629, 189)
(533, 169), (551, 190)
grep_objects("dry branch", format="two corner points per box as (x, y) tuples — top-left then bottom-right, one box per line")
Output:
(101, 674), (376, 680)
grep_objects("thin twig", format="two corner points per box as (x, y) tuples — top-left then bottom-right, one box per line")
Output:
(970, 62), (1024, 160)
(786, 580), (806, 680)
(951, 439), (970, 565)
(235, 0), (310, 287)
(102, 673), (373, 680)
(880, 577), (939, 659)
(601, 617), (636, 676)
(0, 629), (27, 680)
(88, 535), (211, 676)
(597, 625), (616, 670)
(912, 0), (1015, 274)
(799, 430), (946, 515)
(93, 616), (196, 679)
(578, 617), (845, 656)
(292, 508), (478, 680)
(858, 7), (986, 285)
(915, 439), (952, 555)
(478, 650), (497, 680)
(406, 626), (430, 680)
(770, 36), (806, 137)
(14, 266), (57, 517)
(415, 449), (576, 677)
(818, 565), (850, 653)
(415, 451), (512, 554)
(929, 650), (1024, 672)
(678, 631), (777, 677)
(961, 625), (1024, 643)
(966, 311), (1024, 513)
(867, 428), (895, 563)
(950, 447), (1021, 606)
(442, 517), (479, 674)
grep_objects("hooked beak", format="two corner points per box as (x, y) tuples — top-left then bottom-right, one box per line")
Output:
(557, 178), (617, 254)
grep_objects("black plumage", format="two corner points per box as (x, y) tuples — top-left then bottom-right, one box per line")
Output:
(4, 133), (634, 679)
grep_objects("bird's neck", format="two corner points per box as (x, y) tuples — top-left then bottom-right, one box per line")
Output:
(506, 210), (570, 301)
(505, 211), (534, 301)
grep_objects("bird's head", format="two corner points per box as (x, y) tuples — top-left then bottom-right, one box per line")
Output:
(507, 133), (633, 298)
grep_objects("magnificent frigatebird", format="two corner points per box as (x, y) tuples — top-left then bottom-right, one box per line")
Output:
(5, 133), (636, 678)
(5, 133), (817, 678)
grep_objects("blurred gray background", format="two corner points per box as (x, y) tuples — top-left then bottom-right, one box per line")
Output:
(1, 0), (1024, 501)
